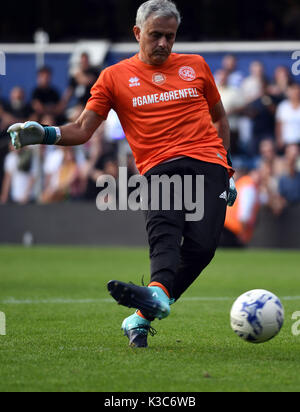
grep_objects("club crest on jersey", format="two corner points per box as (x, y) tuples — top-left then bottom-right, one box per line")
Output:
(179, 66), (196, 82)
(152, 73), (166, 85)
(129, 77), (141, 87)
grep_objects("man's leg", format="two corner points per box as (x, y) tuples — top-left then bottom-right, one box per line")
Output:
(219, 228), (245, 248)
(143, 159), (187, 299)
(172, 241), (216, 302)
(108, 158), (229, 346)
(108, 185), (184, 346)
(172, 161), (229, 301)
(108, 159), (186, 346)
(144, 208), (185, 299)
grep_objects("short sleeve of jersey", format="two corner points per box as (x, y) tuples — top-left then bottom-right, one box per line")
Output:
(201, 57), (221, 109)
(85, 67), (114, 119)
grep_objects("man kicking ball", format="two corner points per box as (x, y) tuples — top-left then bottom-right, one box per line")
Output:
(8, 0), (236, 348)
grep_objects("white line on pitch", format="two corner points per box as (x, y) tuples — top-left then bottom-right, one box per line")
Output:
(1, 296), (300, 305)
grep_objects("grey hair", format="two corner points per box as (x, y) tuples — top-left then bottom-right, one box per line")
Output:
(136, 0), (182, 29)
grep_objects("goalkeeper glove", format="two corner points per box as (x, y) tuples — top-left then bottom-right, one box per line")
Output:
(228, 177), (237, 207)
(7, 121), (61, 150)
(226, 149), (237, 207)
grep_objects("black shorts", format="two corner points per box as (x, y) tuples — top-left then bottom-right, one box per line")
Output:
(143, 157), (229, 300)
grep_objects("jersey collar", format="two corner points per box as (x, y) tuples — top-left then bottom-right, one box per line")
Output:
(133, 53), (174, 71)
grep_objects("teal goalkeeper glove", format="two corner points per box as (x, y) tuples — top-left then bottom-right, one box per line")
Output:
(226, 149), (237, 207)
(228, 177), (237, 207)
(7, 121), (61, 150)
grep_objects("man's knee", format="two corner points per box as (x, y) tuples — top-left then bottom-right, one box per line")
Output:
(181, 242), (216, 269)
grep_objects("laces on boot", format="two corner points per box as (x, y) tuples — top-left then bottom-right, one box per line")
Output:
(130, 325), (157, 337)
(148, 326), (157, 337)
(129, 275), (146, 287)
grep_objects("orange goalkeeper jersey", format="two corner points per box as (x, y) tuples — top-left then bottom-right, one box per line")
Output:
(86, 53), (232, 176)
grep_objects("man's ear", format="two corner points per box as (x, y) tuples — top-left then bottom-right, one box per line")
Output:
(133, 26), (141, 42)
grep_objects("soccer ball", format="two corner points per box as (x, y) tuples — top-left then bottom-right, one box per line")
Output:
(230, 289), (284, 343)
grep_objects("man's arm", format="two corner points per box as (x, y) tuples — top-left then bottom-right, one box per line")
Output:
(58, 109), (104, 146)
(210, 100), (231, 151)
(7, 109), (104, 149)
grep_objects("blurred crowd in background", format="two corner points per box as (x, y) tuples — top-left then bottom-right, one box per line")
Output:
(1, 52), (300, 245)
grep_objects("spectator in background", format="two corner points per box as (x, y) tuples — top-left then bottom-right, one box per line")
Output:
(42, 146), (64, 200)
(258, 140), (286, 216)
(236, 62), (267, 157)
(278, 144), (300, 205)
(127, 152), (139, 177)
(0, 87), (33, 131)
(220, 169), (261, 248)
(38, 103), (90, 201)
(31, 66), (61, 118)
(83, 145), (119, 201)
(245, 80), (277, 155)
(4, 56), (300, 210)
(0, 144), (38, 204)
(241, 61), (266, 104)
(258, 139), (285, 178)
(219, 54), (244, 88)
(6, 87), (32, 120)
(81, 109), (125, 200)
(268, 66), (292, 104)
(215, 68), (245, 154)
(62, 52), (100, 108)
(276, 83), (300, 150)
(40, 147), (83, 203)
(92, 155), (119, 210)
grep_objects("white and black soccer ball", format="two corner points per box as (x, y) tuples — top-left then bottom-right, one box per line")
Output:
(230, 289), (284, 343)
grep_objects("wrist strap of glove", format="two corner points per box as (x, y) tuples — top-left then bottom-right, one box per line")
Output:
(43, 127), (62, 145)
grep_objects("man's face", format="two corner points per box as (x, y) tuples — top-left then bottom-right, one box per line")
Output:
(134, 15), (178, 66)
(260, 140), (275, 161)
(38, 71), (51, 88)
(10, 87), (24, 103)
(288, 85), (300, 101)
(222, 55), (237, 73)
(285, 144), (299, 163)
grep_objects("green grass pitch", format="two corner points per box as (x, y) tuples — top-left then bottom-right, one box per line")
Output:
(0, 246), (300, 392)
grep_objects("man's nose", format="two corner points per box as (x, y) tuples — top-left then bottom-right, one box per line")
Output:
(158, 36), (168, 48)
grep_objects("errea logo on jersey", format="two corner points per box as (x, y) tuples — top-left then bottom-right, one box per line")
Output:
(129, 77), (141, 88)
